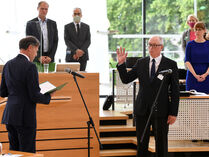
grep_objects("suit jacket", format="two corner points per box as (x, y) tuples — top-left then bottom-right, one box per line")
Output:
(117, 56), (179, 117)
(181, 29), (191, 54)
(26, 18), (58, 62)
(64, 22), (91, 62)
(0, 54), (51, 127)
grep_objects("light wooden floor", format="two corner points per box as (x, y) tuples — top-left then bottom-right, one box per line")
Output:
(149, 137), (209, 152)
(100, 109), (209, 154)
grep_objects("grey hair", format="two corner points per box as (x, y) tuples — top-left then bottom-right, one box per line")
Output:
(38, 1), (49, 8)
(73, 7), (82, 14)
(158, 36), (164, 45)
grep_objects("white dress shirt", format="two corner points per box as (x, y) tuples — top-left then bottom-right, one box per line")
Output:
(149, 54), (162, 77)
(74, 22), (81, 32)
(38, 17), (49, 53)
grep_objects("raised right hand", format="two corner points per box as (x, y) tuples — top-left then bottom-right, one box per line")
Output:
(116, 47), (128, 65)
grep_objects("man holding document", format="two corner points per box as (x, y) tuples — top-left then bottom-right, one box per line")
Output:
(0, 36), (52, 153)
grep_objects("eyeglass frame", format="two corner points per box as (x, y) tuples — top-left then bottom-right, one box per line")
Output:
(147, 44), (162, 48)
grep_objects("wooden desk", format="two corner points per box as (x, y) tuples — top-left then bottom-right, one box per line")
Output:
(169, 96), (209, 140)
(56, 63), (80, 72)
(0, 72), (99, 157)
(132, 80), (209, 140)
(1, 150), (43, 157)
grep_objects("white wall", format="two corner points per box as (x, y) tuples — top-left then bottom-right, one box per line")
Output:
(0, 0), (110, 83)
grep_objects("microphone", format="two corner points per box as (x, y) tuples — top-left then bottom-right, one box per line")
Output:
(65, 68), (85, 78)
(159, 69), (172, 74)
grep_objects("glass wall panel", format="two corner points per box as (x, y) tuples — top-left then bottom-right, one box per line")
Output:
(107, 0), (142, 70)
(107, 0), (209, 110)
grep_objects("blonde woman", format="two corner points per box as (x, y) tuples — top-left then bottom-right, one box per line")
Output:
(182, 14), (199, 53)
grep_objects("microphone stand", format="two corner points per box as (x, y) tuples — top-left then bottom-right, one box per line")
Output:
(140, 73), (168, 151)
(72, 75), (102, 157)
(34, 21), (43, 72)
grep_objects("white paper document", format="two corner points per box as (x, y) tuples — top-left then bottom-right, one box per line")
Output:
(189, 89), (208, 96)
(40, 81), (68, 94)
(0, 154), (22, 157)
(40, 81), (56, 94)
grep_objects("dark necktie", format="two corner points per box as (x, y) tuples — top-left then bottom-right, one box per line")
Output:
(76, 24), (80, 36)
(150, 59), (156, 80)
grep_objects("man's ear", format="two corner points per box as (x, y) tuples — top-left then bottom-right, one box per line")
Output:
(161, 45), (164, 51)
(28, 45), (33, 52)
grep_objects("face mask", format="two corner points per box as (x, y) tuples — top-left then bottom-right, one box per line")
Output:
(189, 22), (195, 28)
(74, 15), (81, 23)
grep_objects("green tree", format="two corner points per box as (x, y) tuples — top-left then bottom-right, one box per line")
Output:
(107, 0), (142, 51)
(107, 0), (209, 67)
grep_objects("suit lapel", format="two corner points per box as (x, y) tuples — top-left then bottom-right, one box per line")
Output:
(47, 20), (51, 47)
(35, 18), (41, 39)
(71, 23), (77, 37)
(144, 57), (150, 80)
(78, 23), (83, 38)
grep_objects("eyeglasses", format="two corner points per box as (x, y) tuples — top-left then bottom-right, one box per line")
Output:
(147, 44), (162, 48)
(74, 13), (81, 16)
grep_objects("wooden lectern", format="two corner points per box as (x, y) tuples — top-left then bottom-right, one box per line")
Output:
(56, 63), (80, 72)
(0, 72), (99, 157)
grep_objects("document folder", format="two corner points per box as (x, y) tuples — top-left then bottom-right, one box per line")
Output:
(40, 81), (68, 94)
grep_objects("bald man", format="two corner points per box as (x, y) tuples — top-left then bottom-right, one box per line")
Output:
(116, 36), (179, 157)
(64, 8), (91, 71)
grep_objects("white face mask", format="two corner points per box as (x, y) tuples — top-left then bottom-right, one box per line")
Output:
(74, 15), (81, 23)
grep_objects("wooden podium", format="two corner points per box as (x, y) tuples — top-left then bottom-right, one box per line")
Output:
(0, 72), (99, 157)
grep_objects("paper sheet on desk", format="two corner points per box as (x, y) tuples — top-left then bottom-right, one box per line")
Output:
(189, 89), (208, 96)
(0, 154), (22, 157)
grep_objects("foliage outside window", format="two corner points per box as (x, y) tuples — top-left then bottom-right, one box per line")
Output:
(107, 0), (209, 69)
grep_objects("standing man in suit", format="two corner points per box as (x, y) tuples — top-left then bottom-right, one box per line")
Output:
(116, 36), (179, 157)
(0, 36), (52, 153)
(64, 8), (91, 71)
(26, 1), (58, 64)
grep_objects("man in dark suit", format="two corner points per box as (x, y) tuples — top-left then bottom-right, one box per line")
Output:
(0, 36), (52, 153)
(116, 36), (179, 157)
(26, 1), (58, 64)
(64, 8), (91, 71)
